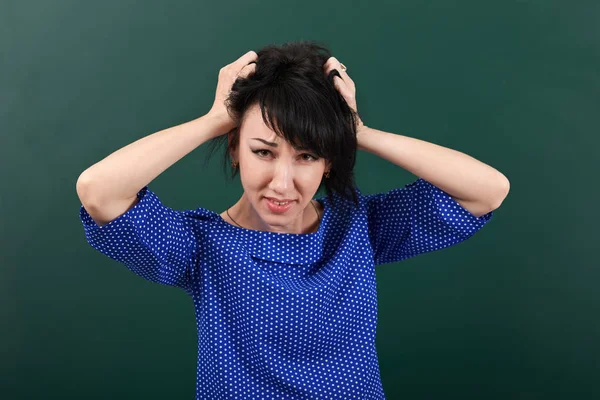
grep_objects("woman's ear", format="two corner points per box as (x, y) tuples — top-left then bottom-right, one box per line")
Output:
(227, 129), (240, 162)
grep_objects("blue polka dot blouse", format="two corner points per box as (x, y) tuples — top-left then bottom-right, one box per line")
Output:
(79, 177), (493, 399)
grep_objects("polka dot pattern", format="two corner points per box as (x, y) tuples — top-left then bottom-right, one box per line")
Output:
(79, 186), (199, 291)
(79, 177), (493, 399)
(364, 178), (493, 265)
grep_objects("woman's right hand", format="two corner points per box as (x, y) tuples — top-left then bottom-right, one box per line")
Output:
(207, 50), (258, 134)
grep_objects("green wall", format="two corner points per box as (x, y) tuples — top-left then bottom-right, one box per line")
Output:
(3, 0), (598, 398)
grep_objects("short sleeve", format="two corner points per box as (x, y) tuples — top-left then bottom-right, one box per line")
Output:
(79, 186), (198, 291)
(364, 178), (494, 266)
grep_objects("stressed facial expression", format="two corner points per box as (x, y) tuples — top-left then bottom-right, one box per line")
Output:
(233, 104), (331, 232)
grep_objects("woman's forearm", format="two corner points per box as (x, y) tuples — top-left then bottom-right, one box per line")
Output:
(357, 126), (510, 211)
(76, 113), (230, 205)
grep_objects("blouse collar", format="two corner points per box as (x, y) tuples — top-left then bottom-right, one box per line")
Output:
(212, 196), (331, 265)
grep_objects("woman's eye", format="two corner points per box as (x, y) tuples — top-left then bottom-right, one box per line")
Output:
(252, 149), (318, 161)
(252, 149), (272, 157)
(302, 154), (319, 161)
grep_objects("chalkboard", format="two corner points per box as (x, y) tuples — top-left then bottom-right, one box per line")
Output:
(3, 0), (598, 399)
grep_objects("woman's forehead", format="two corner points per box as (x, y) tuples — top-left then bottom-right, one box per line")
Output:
(240, 123), (282, 144)
(241, 110), (292, 145)
(240, 104), (312, 151)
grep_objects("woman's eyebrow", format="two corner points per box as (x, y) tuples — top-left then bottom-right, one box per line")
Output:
(251, 138), (312, 152)
(251, 138), (278, 147)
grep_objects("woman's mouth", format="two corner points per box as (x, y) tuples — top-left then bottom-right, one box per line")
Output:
(265, 197), (295, 214)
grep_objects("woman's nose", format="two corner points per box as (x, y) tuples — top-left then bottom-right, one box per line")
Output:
(268, 162), (293, 193)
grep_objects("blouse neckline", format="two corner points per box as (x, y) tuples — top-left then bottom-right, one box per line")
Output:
(206, 195), (331, 265)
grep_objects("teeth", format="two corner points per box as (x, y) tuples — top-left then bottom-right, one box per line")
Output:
(272, 200), (289, 206)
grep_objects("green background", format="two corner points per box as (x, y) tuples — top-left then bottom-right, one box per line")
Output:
(3, 0), (598, 398)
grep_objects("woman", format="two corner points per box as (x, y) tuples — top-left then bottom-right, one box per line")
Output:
(77, 41), (509, 399)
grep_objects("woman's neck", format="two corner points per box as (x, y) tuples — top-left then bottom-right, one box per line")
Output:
(222, 194), (322, 234)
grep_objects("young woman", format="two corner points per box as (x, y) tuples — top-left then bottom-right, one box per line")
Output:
(77, 41), (509, 399)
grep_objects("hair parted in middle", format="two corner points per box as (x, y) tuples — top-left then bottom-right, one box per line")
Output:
(205, 40), (361, 206)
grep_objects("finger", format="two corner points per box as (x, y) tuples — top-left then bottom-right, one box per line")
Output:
(324, 57), (355, 90)
(236, 62), (256, 79)
(334, 75), (359, 112)
(234, 50), (258, 69)
(332, 75), (352, 101)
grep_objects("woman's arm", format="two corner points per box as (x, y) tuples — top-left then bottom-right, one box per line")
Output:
(76, 113), (230, 223)
(357, 126), (510, 218)
(322, 56), (509, 217)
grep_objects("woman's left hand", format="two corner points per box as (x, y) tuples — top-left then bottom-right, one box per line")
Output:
(323, 57), (366, 137)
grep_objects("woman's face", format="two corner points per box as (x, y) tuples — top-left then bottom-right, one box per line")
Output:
(232, 104), (330, 233)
